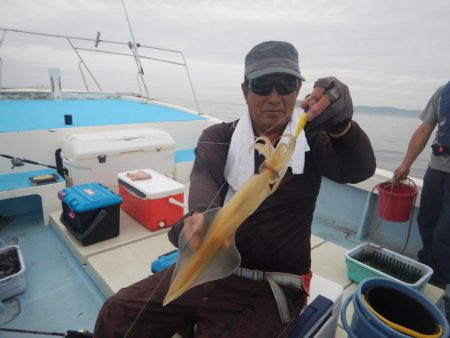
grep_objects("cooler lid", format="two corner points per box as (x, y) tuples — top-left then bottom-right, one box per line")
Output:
(118, 169), (185, 199)
(61, 127), (175, 160)
(58, 183), (123, 212)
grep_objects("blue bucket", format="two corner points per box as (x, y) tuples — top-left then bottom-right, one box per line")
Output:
(341, 277), (449, 338)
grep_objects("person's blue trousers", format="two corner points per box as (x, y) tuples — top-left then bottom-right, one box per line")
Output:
(418, 167), (450, 284)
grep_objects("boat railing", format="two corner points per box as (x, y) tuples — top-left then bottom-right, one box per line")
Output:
(0, 28), (201, 112)
(0, 30), (6, 89)
(313, 169), (424, 256)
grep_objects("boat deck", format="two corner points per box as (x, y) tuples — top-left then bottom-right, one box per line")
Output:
(0, 204), (447, 337)
(0, 98), (206, 133)
(0, 211), (104, 334)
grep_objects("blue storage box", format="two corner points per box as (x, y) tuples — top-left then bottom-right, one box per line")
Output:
(58, 183), (122, 246)
(151, 250), (179, 273)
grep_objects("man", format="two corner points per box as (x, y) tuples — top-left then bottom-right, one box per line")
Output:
(93, 41), (375, 337)
(394, 81), (450, 288)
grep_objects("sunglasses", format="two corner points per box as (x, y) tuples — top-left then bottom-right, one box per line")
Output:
(247, 78), (299, 96)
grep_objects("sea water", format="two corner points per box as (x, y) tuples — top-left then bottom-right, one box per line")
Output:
(190, 101), (432, 180)
(353, 113), (432, 180)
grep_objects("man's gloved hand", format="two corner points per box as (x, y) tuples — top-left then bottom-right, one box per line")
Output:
(301, 77), (353, 135)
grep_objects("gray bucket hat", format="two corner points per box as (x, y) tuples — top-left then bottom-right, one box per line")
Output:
(244, 41), (305, 81)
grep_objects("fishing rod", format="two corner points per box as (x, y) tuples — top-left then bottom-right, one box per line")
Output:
(0, 154), (57, 170)
(0, 327), (92, 337)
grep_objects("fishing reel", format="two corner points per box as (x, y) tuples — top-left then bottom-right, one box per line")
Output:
(10, 157), (25, 169)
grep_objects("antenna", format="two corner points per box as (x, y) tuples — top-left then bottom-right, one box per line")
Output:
(0, 30), (6, 89)
(121, 0), (150, 98)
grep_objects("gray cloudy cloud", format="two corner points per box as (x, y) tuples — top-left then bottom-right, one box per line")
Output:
(1, 0), (449, 109)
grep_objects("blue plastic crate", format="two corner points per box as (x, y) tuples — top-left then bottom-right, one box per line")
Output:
(58, 183), (122, 245)
(58, 182), (122, 213)
(151, 250), (179, 273)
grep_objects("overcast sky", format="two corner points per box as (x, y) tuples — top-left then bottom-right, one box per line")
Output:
(1, 0), (449, 110)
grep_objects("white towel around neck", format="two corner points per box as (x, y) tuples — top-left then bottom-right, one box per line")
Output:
(224, 110), (309, 202)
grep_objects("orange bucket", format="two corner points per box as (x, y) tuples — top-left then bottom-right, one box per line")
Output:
(377, 180), (418, 222)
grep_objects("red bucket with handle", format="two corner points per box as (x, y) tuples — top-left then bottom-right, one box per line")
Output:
(377, 179), (418, 222)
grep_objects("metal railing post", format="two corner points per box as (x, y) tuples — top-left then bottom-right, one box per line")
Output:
(181, 53), (201, 113)
(0, 28), (201, 110)
(0, 30), (7, 89)
(67, 38), (102, 92)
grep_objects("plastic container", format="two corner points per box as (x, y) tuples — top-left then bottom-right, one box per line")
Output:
(0, 245), (26, 300)
(58, 183), (123, 246)
(377, 180), (417, 222)
(118, 169), (185, 231)
(341, 277), (449, 338)
(61, 127), (176, 191)
(151, 250), (179, 273)
(345, 243), (432, 290)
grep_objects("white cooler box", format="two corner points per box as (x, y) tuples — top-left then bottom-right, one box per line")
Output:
(61, 128), (175, 191)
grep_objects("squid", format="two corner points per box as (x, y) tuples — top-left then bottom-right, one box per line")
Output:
(163, 113), (307, 306)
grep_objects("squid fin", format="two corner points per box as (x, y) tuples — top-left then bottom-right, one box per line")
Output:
(164, 208), (241, 305)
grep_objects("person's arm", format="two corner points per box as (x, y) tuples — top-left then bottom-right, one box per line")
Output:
(394, 122), (435, 180)
(393, 85), (441, 180)
(168, 123), (231, 247)
(188, 124), (231, 211)
(307, 121), (376, 183)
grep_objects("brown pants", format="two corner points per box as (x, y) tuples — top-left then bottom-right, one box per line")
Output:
(93, 266), (307, 338)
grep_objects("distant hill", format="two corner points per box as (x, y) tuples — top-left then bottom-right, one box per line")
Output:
(295, 101), (421, 117)
(354, 106), (421, 117)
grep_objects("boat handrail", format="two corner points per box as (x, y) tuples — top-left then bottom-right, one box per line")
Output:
(136, 72), (146, 103)
(0, 30), (5, 89)
(0, 28), (201, 111)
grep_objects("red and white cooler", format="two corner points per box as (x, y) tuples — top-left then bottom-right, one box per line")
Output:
(118, 169), (185, 231)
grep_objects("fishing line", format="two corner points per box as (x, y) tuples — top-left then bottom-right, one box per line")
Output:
(197, 109), (294, 147)
(122, 178), (226, 337)
(177, 179), (228, 251)
(123, 266), (172, 338)
(194, 111), (295, 212)
(257, 112), (294, 139)
(193, 111), (295, 216)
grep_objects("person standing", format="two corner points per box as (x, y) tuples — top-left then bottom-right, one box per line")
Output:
(394, 81), (450, 288)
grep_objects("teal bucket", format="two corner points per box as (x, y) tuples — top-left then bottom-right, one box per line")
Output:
(341, 277), (449, 338)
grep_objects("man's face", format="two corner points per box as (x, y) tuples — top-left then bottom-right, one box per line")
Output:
(242, 73), (301, 138)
